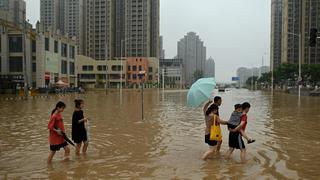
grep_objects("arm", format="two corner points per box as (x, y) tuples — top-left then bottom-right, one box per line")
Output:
(78, 111), (87, 123)
(232, 121), (245, 132)
(217, 116), (228, 125)
(48, 115), (63, 135)
(78, 118), (88, 123)
(203, 100), (213, 115)
(48, 115), (55, 131)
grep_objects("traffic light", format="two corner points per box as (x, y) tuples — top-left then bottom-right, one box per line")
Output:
(309, 28), (318, 47)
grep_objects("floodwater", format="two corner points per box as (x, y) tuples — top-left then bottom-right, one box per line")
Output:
(0, 89), (319, 179)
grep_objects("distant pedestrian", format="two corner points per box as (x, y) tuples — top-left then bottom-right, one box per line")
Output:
(47, 101), (70, 163)
(72, 99), (89, 156)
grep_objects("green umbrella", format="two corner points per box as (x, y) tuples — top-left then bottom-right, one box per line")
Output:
(187, 77), (216, 107)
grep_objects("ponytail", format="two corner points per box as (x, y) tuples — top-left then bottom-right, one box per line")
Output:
(51, 107), (57, 115)
(51, 101), (66, 115)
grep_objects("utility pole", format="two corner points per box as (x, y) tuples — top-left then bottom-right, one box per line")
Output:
(22, 10), (28, 97)
(298, 0), (304, 100)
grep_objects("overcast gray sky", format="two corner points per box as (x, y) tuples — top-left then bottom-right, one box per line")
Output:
(26, 0), (271, 83)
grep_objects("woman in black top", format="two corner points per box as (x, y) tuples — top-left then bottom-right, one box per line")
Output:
(72, 99), (88, 155)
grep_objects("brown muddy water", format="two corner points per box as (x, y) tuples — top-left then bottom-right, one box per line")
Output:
(0, 89), (319, 179)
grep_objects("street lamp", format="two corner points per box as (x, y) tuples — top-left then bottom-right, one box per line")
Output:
(120, 38), (133, 104)
(138, 71), (145, 120)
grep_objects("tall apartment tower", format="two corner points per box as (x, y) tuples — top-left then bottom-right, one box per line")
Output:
(85, 0), (113, 60)
(281, 0), (301, 64)
(302, 0), (320, 64)
(271, 0), (320, 70)
(40, 0), (160, 60)
(0, 0), (26, 27)
(64, 0), (85, 55)
(177, 32), (206, 85)
(124, 0), (159, 58)
(40, 0), (59, 32)
(270, 0), (283, 70)
(205, 57), (215, 78)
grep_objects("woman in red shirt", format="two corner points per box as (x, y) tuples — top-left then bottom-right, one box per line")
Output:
(47, 101), (70, 163)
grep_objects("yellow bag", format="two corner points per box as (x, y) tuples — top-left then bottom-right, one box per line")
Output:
(210, 115), (222, 141)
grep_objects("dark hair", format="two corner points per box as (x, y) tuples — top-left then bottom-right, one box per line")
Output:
(234, 104), (242, 110)
(205, 104), (219, 116)
(214, 96), (221, 103)
(242, 102), (251, 109)
(74, 99), (84, 109)
(51, 101), (66, 115)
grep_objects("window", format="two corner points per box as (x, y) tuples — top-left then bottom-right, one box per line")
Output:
(54, 41), (58, 53)
(61, 60), (67, 74)
(61, 43), (68, 57)
(149, 75), (152, 81)
(133, 74), (137, 79)
(128, 65), (131, 71)
(133, 65), (137, 71)
(127, 73), (131, 79)
(80, 74), (96, 79)
(139, 65), (142, 71)
(148, 67), (153, 73)
(32, 40), (36, 52)
(82, 65), (93, 71)
(112, 65), (122, 71)
(70, 45), (75, 59)
(9, 57), (23, 72)
(69, 62), (74, 75)
(97, 65), (107, 71)
(45, 38), (49, 51)
(32, 63), (36, 72)
(9, 36), (22, 52)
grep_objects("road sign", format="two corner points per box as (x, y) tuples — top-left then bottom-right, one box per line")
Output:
(232, 77), (240, 81)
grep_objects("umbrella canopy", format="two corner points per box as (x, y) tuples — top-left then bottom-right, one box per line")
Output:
(54, 80), (69, 87)
(187, 77), (216, 107)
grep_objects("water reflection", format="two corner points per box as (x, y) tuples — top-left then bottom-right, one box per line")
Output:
(0, 89), (319, 179)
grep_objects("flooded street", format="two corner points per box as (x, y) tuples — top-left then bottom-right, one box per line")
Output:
(0, 89), (319, 179)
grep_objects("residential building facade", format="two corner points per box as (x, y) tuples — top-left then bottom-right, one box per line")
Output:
(177, 32), (206, 86)
(160, 58), (184, 88)
(0, 21), (77, 92)
(204, 57), (215, 78)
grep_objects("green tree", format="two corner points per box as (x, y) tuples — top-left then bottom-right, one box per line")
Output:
(246, 76), (258, 87)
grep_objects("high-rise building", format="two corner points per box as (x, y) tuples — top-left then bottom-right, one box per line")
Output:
(281, 0), (301, 65)
(177, 32), (206, 85)
(0, 0), (26, 27)
(124, 0), (159, 58)
(159, 36), (165, 59)
(40, 0), (85, 54)
(270, 0), (320, 72)
(64, 0), (84, 54)
(270, 0), (283, 70)
(204, 57), (215, 78)
(40, 0), (160, 60)
(40, 0), (59, 32)
(303, 0), (320, 64)
(85, 0), (113, 60)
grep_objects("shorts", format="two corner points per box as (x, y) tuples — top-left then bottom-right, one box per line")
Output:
(50, 141), (68, 151)
(73, 136), (88, 144)
(205, 134), (218, 146)
(229, 132), (245, 149)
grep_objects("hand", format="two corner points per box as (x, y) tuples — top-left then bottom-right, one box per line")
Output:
(54, 128), (63, 136)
